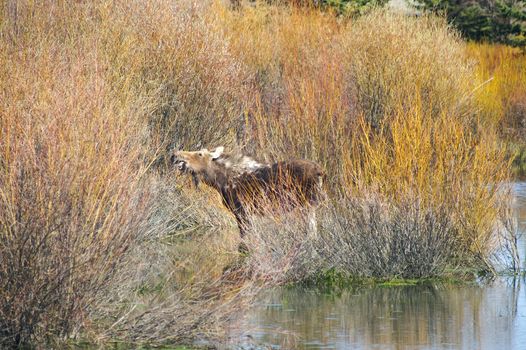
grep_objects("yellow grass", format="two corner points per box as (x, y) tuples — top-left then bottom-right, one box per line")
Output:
(216, 5), (511, 260)
(466, 43), (526, 177)
(468, 43), (526, 129)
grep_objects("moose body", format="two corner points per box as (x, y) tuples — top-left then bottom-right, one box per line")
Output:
(172, 147), (325, 238)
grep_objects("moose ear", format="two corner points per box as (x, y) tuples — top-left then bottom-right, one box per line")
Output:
(211, 146), (224, 159)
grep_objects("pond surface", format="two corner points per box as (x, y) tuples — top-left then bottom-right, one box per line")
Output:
(243, 183), (526, 350)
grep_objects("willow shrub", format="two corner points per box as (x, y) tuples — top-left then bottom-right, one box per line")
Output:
(467, 43), (526, 177)
(217, 6), (514, 276)
(0, 3), (151, 345)
(0, 1), (251, 346)
(0, 0), (518, 346)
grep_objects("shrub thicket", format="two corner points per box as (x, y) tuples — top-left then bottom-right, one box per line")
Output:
(0, 0), (518, 347)
(467, 43), (526, 176)
(0, 1), (252, 347)
(218, 6), (512, 274)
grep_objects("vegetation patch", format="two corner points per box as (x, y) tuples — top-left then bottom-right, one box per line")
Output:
(297, 268), (475, 292)
(0, 0), (522, 348)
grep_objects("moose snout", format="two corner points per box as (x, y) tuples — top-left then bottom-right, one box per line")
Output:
(170, 152), (180, 164)
(170, 150), (182, 164)
(170, 151), (187, 171)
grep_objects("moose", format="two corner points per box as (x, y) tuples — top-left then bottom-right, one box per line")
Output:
(171, 146), (325, 239)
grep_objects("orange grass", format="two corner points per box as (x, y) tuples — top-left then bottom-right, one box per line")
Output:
(0, 0), (253, 347)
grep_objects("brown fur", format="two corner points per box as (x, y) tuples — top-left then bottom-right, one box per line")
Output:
(172, 147), (325, 237)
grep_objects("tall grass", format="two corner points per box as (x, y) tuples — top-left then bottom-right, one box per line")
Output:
(0, 0), (252, 347)
(0, 2), (152, 345)
(88, 177), (256, 345)
(468, 44), (526, 130)
(217, 5), (513, 274)
(467, 43), (526, 177)
(0, 0), (519, 347)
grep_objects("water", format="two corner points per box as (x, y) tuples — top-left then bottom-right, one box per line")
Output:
(244, 183), (526, 350)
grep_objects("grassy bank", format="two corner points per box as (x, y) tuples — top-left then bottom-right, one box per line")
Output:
(0, 0), (520, 347)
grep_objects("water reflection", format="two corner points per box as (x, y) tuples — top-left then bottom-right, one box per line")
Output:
(512, 182), (526, 269)
(244, 183), (526, 350)
(248, 279), (525, 350)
